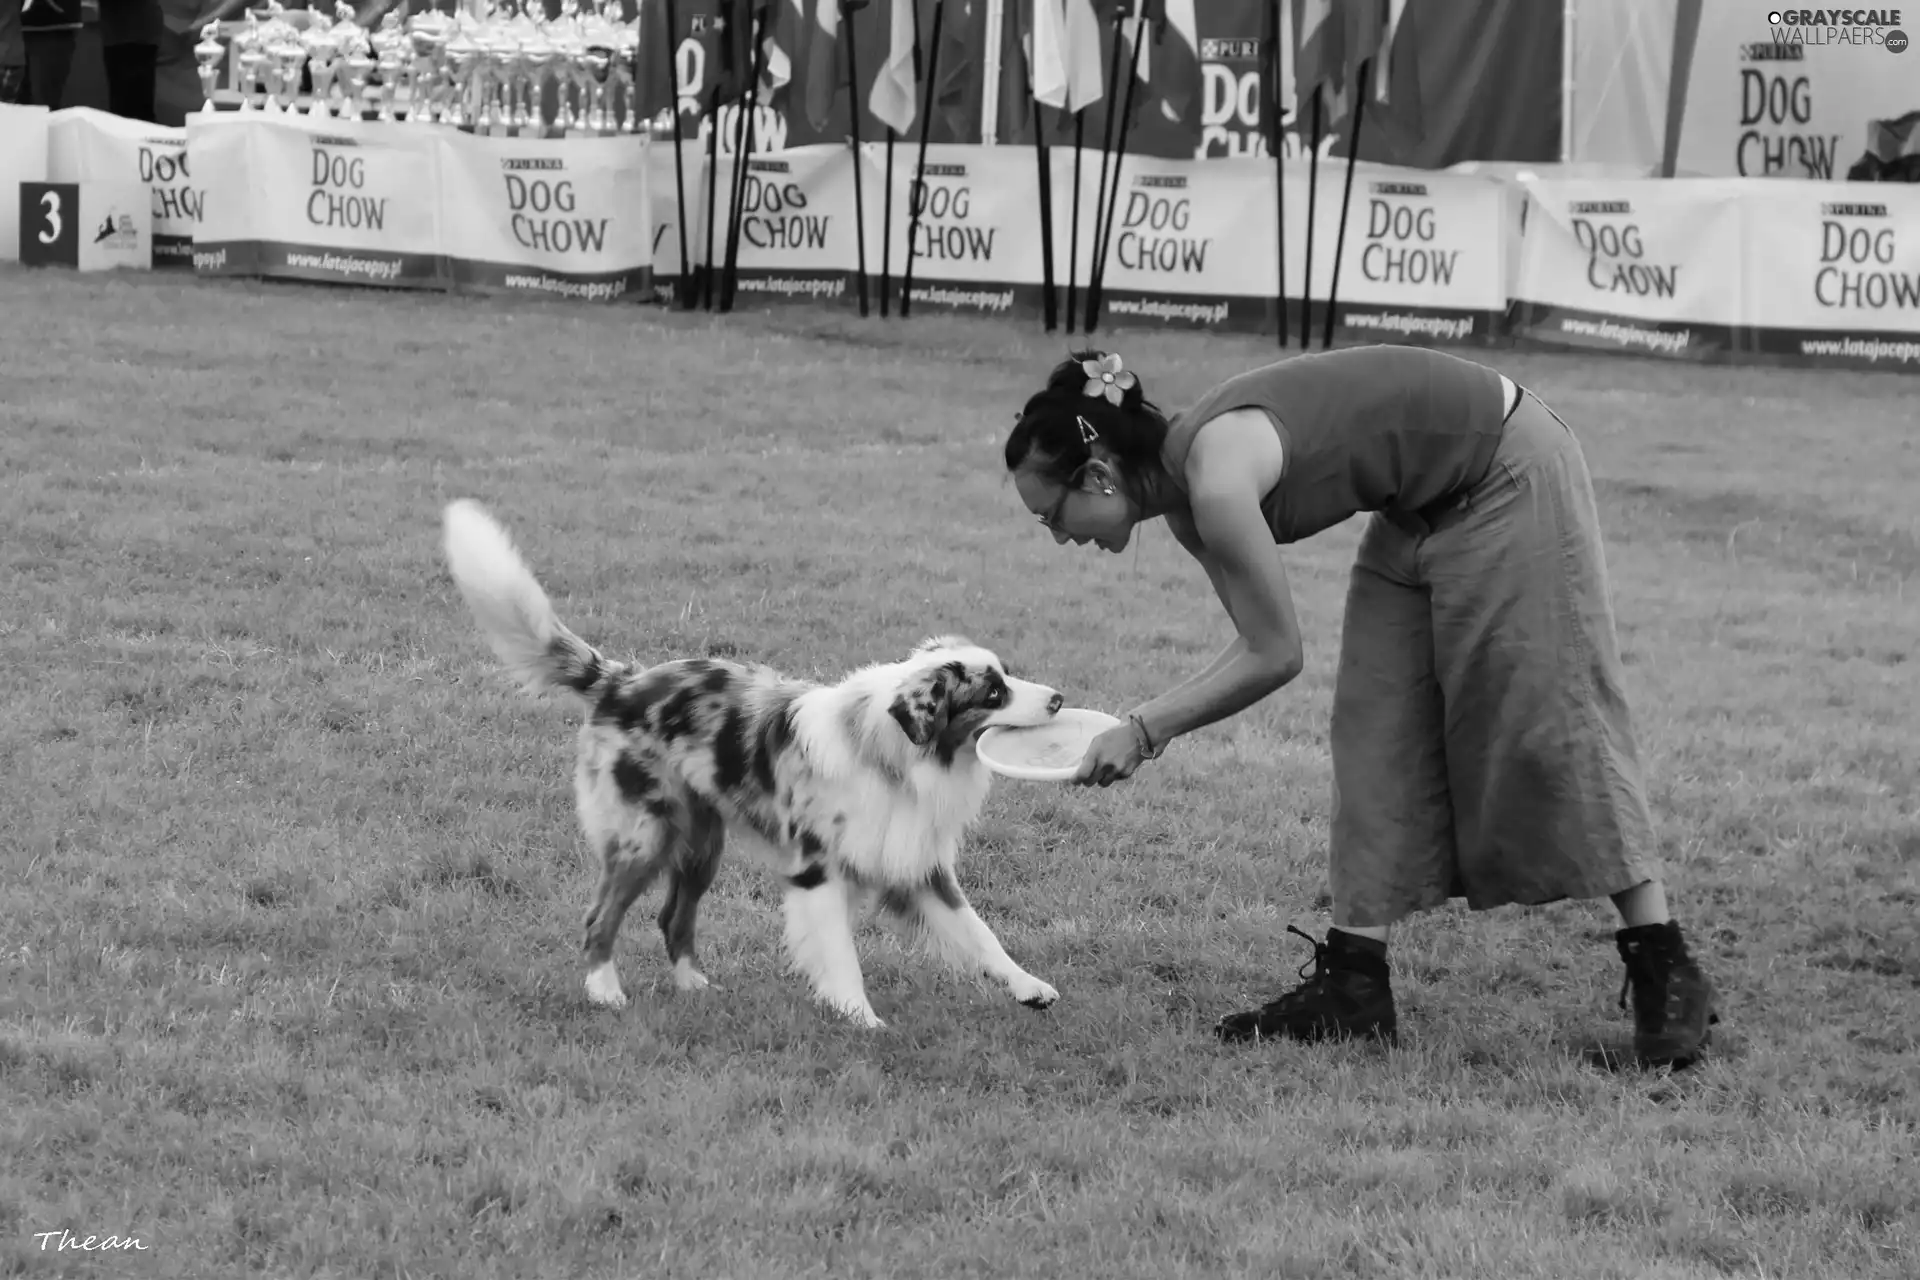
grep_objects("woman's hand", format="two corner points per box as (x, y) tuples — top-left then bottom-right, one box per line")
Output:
(1072, 723), (1146, 788)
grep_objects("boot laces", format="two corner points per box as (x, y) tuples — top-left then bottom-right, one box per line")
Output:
(1264, 925), (1332, 1012)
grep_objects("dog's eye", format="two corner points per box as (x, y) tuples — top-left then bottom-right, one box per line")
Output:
(983, 687), (1005, 708)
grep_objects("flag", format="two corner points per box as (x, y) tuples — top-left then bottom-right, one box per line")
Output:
(1119, 0), (1151, 86)
(932, 0), (989, 141)
(773, 0), (843, 128)
(1366, 0), (1425, 149)
(1061, 0), (1104, 114)
(1028, 0), (1069, 110)
(759, 2), (795, 102)
(1291, 0), (1342, 103)
(1343, 0), (1386, 73)
(997, 0), (1038, 137)
(633, 0), (680, 122)
(707, 0), (757, 104)
(1149, 0), (1200, 129)
(869, 0), (918, 133)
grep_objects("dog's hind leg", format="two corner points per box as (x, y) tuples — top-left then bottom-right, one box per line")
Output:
(658, 798), (724, 993)
(882, 868), (1058, 1011)
(582, 823), (670, 1010)
(782, 874), (884, 1029)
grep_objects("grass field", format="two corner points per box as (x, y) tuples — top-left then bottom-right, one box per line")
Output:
(2, 265), (1917, 1280)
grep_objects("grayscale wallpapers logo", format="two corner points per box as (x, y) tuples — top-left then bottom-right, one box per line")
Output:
(1768, 9), (1908, 51)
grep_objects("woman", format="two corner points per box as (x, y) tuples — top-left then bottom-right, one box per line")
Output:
(1003, 344), (1718, 1067)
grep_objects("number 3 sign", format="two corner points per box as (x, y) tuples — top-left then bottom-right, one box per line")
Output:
(18, 180), (152, 271)
(19, 182), (78, 265)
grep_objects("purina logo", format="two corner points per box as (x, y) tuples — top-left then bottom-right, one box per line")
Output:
(1199, 38), (1261, 62)
(1767, 9), (1907, 50)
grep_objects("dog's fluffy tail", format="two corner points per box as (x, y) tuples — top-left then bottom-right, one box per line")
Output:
(442, 499), (620, 701)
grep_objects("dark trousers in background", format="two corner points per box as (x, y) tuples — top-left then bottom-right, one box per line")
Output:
(0, 0), (26, 104)
(99, 0), (161, 122)
(2, 0), (162, 119)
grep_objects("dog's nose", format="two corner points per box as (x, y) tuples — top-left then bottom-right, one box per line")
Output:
(1047, 691), (1064, 715)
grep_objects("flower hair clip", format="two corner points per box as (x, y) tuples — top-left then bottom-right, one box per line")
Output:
(1082, 352), (1136, 407)
(1076, 415), (1099, 445)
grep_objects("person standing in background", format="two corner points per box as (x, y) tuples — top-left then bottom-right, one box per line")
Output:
(1, 0), (25, 104)
(18, 0), (80, 108)
(98, 0), (160, 120)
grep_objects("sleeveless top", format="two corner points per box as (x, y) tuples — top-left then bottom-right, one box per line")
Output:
(1158, 345), (1508, 544)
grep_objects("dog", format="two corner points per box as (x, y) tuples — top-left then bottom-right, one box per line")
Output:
(440, 499), (1066, 1028)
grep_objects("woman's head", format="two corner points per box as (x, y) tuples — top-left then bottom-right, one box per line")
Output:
(1003, 349), (1170, 554)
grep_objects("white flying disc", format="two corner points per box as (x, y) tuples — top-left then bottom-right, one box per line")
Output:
(977, 708), (1126, 782)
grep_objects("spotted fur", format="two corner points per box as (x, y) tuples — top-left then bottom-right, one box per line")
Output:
(442, 500), (1066, 1028)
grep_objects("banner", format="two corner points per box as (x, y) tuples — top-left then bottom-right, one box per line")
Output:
(45, 108), (199, 269)
(647, 140), (702, 301)
(700, 144), (864, 307)
(1, 105), (52, 264)
(1668, 2), (1918, 179)
(872, 143), (1048, 318)
(1312, 163), (1512, 345)
(1035, 154), (1507, 341)
(1509, 179), (1748, 360)
(1740, 180), (1920, 371)
(1070, 152), (1278, 331)
(189, 112), (444, 289)
(437, 130), (653, 303)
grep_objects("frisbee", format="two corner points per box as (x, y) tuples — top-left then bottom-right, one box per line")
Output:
(977, 708), (1126, 782)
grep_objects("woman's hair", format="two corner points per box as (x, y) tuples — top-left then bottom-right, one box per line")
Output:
(1003, 349), (1170, 489)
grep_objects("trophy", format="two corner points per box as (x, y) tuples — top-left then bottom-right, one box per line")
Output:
(252, 0), (299, 112)
(443, 26), (481, 129)
(304, 15), (341, 118)
(372, 15), (408, 123)
(547, 28), (579, 132)
(522, 33), (560, 135)
(232, 11), (265, 112)
(612, 23), (639, 133)
(507, 2), (545, 132)
(268, 32), (309, 112)
(194, 22), (226, 112)
(581, 43), (611, 134)
(406, 10), (455, 123)
(340, 48), (375, 121)
(333, 4), (374, 121)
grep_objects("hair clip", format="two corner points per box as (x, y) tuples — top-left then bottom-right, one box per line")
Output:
(1076, 415), (1099, 445)
(1081, 352), (1137, 407)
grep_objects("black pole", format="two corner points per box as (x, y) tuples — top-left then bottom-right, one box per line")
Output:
(1065, 110), (1084, 331)
(1300, 85), (1321, 349)
(842, 0), (871, 316)
(720, 4), (768, 312)
(1081, 14), (1126, 332)
(1323, 58), (1370, 350)
(1025, 60), (1057, 332)
(700, 81), (724, 309)
(899, 0), (945, 318)
(1266, 9), (1287, 345)
(880, 128), (896, 316)
(1086, 6), (1148, 333)
(662, 0), (693, 308)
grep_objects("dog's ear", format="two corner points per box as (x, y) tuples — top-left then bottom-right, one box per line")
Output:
(887, 666), (952, 747)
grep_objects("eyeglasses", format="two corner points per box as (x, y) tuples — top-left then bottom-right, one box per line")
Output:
(1034, 465), (1086, 532)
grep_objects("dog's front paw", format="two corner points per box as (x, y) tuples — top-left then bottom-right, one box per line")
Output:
(831, 1001), (887, 1030)
(585, 963), (628, 1009)
(1014, 977), (1059, 1010)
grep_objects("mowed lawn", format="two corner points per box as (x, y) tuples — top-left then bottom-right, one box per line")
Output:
(2, 265), (1917, 1280)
